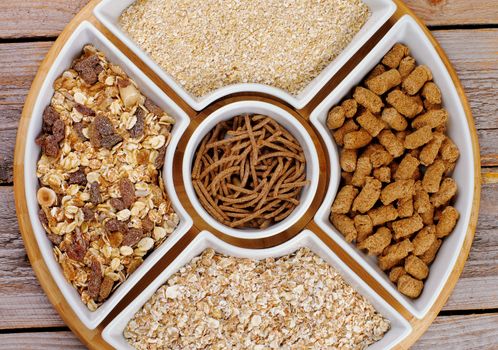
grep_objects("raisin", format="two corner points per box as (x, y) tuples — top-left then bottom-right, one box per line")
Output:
(144, 98), (163, 116)
(119, 178), (136, 208)
(43, 135), (60, 158)
(142, 218), (154, 232)
(82, 207), (94, 221)
(52, 119), (66, 143)
(122, 228), (144, 247)
(94, 115), (115, 136)
(117, 78), (131, 88)
(110, 198), (125, 211)
(38, 209), (49, 227)
(105, 218), (127, 232)
(73, 122), (87, 140)
(100, 133), (123, 149)
(87, 258), (103, 299)
(73, 54), (101, 85)
(89, 116), (123, 149)
(129, 108), (145, 139)
(68, 168), (87, 186)
(89, 182), (102, 205)
(155, 145), (166, 169)
(99, 276), (114, 301)
(75, 103), (95, 116)
(47, 234), (63, 245)
(42, 106), (60, 133)
(66, 241), (86, 262)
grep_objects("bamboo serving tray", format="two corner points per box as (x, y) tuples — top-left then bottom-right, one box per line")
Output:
(13, 0), (481, 348)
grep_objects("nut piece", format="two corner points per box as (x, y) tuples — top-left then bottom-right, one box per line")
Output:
(119, 83), (141, 108)
(397, 274), (424, 298)
(37, 187), (57, 207)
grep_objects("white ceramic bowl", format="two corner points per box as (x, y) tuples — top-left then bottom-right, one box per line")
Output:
(103, 229), (411, 349)
(310, 15), (475, 319)
(182, 101), (320, 239)
(94, 0), (397, 111)
(24, 21), (193, 329)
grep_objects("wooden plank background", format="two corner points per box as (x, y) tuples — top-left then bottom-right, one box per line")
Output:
(0, 0), (497, 348)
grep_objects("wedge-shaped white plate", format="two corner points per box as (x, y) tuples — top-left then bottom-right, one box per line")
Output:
(94, 0), (396, 111)
(103, 230), (411, 349)
(24, 21), (193, 329)
(311, 15), (475, 319)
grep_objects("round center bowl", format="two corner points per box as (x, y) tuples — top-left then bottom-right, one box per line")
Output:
(182, 101), (320, 239)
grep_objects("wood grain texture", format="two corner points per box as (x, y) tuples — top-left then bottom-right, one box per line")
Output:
(404, 0), (498, 26)
(0, 331), (86, 350)
(0, 0), (89, 39)
(0, 29), (495, 183)
(412, 313), (498, 350)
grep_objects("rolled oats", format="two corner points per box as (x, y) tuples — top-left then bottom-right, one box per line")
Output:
(124, 248), (390, 349)
(35, 45), (179, 309)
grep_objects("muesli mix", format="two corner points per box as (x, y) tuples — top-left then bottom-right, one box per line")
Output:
(125, 248), (390, 349)
(36, 45), (179, 310)
(119, 0), (371, 97)
(328, 43), (460, 298)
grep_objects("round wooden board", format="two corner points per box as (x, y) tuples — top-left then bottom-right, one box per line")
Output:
(13, 0), (481, 349)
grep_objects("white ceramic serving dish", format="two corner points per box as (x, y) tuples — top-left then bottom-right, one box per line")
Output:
(310, 15), (475, 319)
(94, 0), (397, 111)
(103, 229), (411, 349)
(182, 101), (320, 239)
(24, 21), (193, 329)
